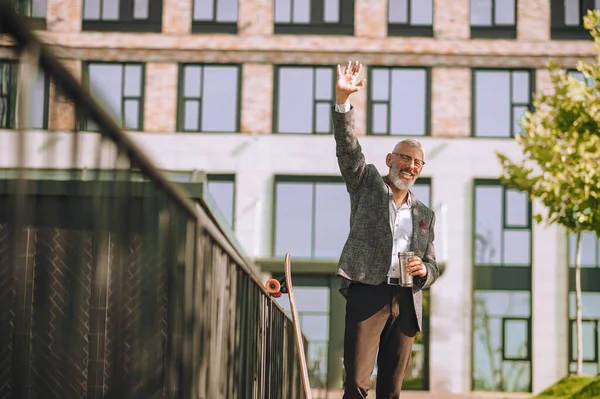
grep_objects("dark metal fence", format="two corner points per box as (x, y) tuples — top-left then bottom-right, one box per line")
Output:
(0, 3), (307, 398)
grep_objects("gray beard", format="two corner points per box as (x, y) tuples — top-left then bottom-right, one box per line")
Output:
(390, 166), (415, 191)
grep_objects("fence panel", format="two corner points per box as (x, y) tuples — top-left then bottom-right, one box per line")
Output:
(0, 4), (309, 398)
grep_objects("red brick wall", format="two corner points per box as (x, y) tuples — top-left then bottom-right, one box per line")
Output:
(1, 0), (595, 136)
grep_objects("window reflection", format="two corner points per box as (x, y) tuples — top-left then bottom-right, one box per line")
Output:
(473, 181), (532, 393)
(470, 0), (515, 26)
(274, 179), (349, 258)
(568, 232), (600, 268)
(0, 61), (47, 130)
(275, 181), (316, 257)
(475, 186), (503, 264)
(570, 70), (595, 88)
(179, 64), (239, 133)
(388, 0), (433, 25)
(473, 291), (531, 392)
(207, 175), (235, 228)
(276, 66), (335, 134)
(410, 182), (430, 208)
(568, 293), (600, 375)
(86, 63), (143, 131)
(275, 286), (330, 388)
(475, 184), (531, 266)
(474, 70), (532, 138)
(274, 178), (431, 258)
(505, 189), (528, 227)
(368, 67), (428, 136)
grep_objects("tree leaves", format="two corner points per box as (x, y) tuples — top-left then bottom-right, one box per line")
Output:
(496, 10), (600, 239)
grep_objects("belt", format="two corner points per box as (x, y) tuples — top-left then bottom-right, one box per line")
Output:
(386, 277), (401, 285)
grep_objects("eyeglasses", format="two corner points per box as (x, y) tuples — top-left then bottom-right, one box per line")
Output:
(392, 152), (425, 168)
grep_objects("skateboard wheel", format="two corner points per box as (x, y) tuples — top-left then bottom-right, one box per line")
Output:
(265, 278), (281, 296)
(272, 291), (283, 298)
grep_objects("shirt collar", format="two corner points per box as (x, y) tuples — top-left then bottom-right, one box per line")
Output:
(384, 174), (414, 209)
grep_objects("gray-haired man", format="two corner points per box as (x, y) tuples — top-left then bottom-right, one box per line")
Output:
(332, 61), (439, 399)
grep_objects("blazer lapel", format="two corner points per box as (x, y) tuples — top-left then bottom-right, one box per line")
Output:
(410, 193), (425, 254)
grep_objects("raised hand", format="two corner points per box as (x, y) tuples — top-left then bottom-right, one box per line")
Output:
(336, 60), (367, 105)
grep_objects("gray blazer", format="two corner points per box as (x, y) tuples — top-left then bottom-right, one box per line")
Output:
(332, 107), (439, 331)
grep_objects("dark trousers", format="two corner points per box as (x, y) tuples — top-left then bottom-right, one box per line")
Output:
(342, 283), (419, 399)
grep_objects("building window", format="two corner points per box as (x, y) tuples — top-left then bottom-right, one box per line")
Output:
(82, 62), (145, 132)
(569, 69), (595, 87)
(275, 66), (335, 135)
(551, 0), (599, 39)
(473, 69), (534, 138)
(1, 0), (47, 30)
(273, 176), (349, 258)
(192, 0), (238, 33)
(274, 0), (354, 35)
(367, 67), (430, 136)
(470, 0), (517, 38)
(472, 180), (532, 393)
(275, 284), (331, 387)
(568, 232), (600, 375)
(0, 60), (48, 130)
(387, 0), (433, 37)
(207, 174), (235, 229)
(177, 64), (240, 133)
(273, 175), (431, 257)
(410, 178), (431, 208)
(82, 0), (163, 32)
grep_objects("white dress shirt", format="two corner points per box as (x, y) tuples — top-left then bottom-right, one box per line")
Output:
(387, 192), (413, 278)
(334, 102), (414, 278)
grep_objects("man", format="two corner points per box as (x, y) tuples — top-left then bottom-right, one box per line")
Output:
(332, 60), (439, 399)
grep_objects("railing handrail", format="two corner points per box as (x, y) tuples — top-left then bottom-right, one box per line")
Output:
(0, 1), (267, 289)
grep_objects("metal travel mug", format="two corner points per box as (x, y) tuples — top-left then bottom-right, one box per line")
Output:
(398, 251), (414, 287)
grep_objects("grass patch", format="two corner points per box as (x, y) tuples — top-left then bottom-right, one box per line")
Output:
(534, 376), (596, 398)
(574, 378), (600, 399)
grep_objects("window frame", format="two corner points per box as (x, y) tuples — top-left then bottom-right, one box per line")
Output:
(271, 175), (433, 258)
(176, 63), (242, 133)
(469, 0), (518, 39)
(366, 66), (431, 137)
(1, 0), (47, 30)
(566, 231), (600, 374)
(387, 0), (434, 37)
(473, 180), (533, 271)
(568, 319), (599, 363)
(271, 175), (346, 259)
(272, 277), (332, 386)
(0, 59), (50, 130)
(79, 61), (146, 132)
(471, 68), (536, 139)
(501, 317), (532, 361)
(567, 233), (600, 292)
(273, 64), (336, 135)
(551, 0), (597, 40)
(471, 179), (533, 393)
(191, 0), (238, 33)
(81, 0), (163, 33)
(273, 0), (355, 35)
(206, 173), (236, 229)
(410, 177), (432, 206)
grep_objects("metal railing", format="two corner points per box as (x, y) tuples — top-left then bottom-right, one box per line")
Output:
(0, 2), (307, 398)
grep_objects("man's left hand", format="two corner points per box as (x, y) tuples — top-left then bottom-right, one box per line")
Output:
(407, 256), (427, 278)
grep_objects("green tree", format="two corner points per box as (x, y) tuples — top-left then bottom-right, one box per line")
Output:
(496, 10), (600, 376)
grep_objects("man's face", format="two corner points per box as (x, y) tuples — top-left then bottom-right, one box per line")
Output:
(385, 143), (424, 191)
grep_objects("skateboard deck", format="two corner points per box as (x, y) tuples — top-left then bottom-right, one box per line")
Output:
(265, 253), (312, 399)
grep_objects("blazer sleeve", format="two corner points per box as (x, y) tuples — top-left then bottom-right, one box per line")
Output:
(414, 212), (439, 290)
(332, 106), (367, 192)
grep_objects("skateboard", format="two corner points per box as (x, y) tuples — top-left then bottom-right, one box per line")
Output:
(265, 253), (312, 399)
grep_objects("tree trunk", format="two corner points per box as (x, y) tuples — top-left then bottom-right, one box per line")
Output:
(575, 230), (583, 375)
